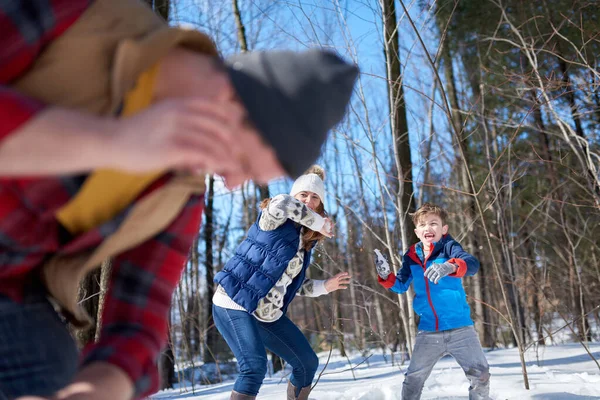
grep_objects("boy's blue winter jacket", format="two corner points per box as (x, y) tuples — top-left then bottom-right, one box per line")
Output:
(214, 213), (313, 315)
(384, 234), (479, 331)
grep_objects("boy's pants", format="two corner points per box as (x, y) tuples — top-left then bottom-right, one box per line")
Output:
(402, 325), (490, 400)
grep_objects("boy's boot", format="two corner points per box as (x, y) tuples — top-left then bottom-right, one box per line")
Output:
(287, 382), (311, 400)
(230, 391), (256, 400)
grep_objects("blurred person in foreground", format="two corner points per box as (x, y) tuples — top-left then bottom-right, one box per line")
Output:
(0, 1), (358, 399)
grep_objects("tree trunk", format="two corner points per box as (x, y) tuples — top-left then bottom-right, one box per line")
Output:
(332, 290), (347, 357)
(522, 227), (545, 346)
(145, 0), (170, 21)
(344, 135), (387, 354)
(418, 70), (439, 206)
(302, 295), (314, 333)
(529, 90), (558, 187)
(381, 0), (418, 351)
(541, 0), (600, 203)
(232, 0), (248, 52)
(478, 75), (530, 388)
(94, 259), (112, 342)
(146, 0), (177, 385)
(240, 184), (256, 230)
(271, 351), (284, 374)
(312, 300), (324, 336)
(256, 185), (269, 203)
(380, 0), (415, 221)
(153, 0), (170, 21)
(345, 232), (362, 350)
(231, 0), (270, 202)
(527, 89), (557, 346)
(159, 315), (176, 389)
(204, 175), (219, 363)
(440, 32), (491, 347)
(591, 69), (600, 125)
(568, 250), (592, 342)
(76, 269), (101, 347)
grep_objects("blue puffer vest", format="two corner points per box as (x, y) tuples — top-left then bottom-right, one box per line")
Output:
(214, 213), (313, 315)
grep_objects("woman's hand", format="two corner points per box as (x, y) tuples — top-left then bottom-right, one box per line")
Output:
(324, 272), (351, 292)
(319, 217), (334, 238)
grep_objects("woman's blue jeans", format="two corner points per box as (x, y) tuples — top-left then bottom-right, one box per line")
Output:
(212, 305), (318, 396)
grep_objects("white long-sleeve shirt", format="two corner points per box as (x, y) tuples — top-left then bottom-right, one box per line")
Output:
(212, 194), (329, 322)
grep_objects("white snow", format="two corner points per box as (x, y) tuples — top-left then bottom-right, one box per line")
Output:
(153, 342), (600, 399)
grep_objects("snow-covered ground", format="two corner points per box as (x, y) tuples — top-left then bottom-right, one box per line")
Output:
(154, 342), (600, 399)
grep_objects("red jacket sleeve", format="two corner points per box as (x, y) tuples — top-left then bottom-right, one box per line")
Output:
(0, 0), (89, 142)
(448, 258), (468, 277)
(82, 191), (205, 399)
(0, 87), (45, 141)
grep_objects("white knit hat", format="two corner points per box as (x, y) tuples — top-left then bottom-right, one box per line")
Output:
(290, 166), (325, 203)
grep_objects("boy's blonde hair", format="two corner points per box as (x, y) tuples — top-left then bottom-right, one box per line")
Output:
(411, 203), (448, 226)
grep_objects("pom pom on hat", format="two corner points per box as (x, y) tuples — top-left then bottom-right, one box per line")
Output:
(305, 165), (325, 181)
(290, 165), (326, 203)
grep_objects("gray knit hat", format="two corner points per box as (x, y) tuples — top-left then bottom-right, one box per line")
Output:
(225, 49), (358, 178)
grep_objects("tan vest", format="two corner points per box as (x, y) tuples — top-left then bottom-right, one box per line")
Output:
(13, 0), (218, 327)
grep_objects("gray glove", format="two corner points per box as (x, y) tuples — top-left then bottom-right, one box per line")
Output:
(374, 249), (391, 279)
(424, 262), (456, 284)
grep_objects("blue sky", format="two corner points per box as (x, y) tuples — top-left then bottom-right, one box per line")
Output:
(166, 0), (457, 275)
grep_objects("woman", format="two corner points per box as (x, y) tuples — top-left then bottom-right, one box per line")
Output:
(213, 166), (350, 400)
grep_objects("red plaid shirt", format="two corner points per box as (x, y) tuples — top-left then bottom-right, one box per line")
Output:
(0, 1), (204, 397)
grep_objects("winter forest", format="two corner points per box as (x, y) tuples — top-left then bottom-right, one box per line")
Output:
(75, 0), (600, 397)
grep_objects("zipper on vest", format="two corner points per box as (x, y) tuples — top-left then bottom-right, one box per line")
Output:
(413, 244), (439, 331)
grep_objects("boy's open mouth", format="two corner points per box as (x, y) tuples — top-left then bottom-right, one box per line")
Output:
(424, 233), (435, 239)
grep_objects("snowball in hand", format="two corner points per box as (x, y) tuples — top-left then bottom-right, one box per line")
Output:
(374, 249), (391, 279)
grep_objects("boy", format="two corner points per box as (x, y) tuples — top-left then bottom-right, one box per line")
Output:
(375, 203), (490, 400)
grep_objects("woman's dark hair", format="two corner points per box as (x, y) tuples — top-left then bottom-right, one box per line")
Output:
(260, 197), (327, 251)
